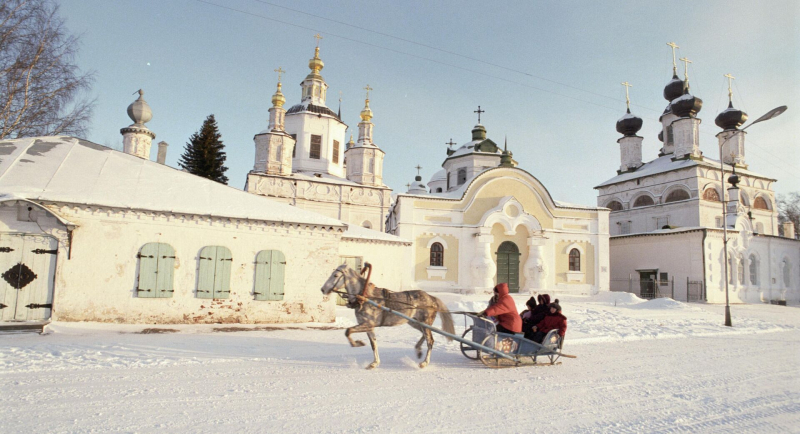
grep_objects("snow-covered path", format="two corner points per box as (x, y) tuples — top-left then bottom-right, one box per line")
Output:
(2, 296), (799, 433)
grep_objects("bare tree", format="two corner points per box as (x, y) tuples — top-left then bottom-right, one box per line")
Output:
(0, 0), (94, 140)
(777, 192), (799, 239)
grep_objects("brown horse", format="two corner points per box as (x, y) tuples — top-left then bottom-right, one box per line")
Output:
(321, 264), (455, 369)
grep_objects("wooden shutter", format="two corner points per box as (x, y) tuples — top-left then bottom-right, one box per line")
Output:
(137, 243), (160, 298)
(310, 135), (321, 159)
(155, 243), (176, 298)
(254, 250), (285, 301)
(197, 246), (232, 299)
(333, 140), (340, 164)
(213, 247), (232, 299)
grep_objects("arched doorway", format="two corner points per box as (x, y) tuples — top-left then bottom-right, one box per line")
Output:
(495, 241), (520, 293)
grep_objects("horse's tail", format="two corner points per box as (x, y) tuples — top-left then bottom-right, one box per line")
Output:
(434, 297), (455, 341)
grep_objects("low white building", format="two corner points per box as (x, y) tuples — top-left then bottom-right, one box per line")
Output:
(389, 123), (610, 295)
(596, 63), (799, 303)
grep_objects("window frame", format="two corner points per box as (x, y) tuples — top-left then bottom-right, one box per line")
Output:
(429, 242), (444, 267)
(332, 140), (340, 164)
(310, 134), (322, 159)
(568, 248), (581, 272)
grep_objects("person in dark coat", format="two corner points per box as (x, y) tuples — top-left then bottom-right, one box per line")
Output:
(529, 301), (567, 344)
(479, 283), (522, 334)
(522, 294), (551, 339)
(520, 296), (537, 322)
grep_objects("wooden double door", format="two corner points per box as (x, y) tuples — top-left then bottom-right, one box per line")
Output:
(495, 241), (521, 293)
(0, 233), (57, 322)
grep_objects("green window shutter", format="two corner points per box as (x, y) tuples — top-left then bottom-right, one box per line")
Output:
(268, 251), (285, 301)
(212, 247), (232, 299)
(197, 246), (217, 299)
(155, 243), (176, 298)
(254, 250), (271, 301)
(137, 243), (160, 298)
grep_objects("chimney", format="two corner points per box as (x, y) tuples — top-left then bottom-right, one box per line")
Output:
(783, 221), (796, 239)
(156, 141), (168, 165)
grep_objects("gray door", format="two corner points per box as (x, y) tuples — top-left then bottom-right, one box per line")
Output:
(0, 234), (57, 321)
(639, 271), (657, 299)
(496, 241), (521, 293)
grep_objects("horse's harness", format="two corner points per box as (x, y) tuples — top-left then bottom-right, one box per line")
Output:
(330, 263), (430, 311)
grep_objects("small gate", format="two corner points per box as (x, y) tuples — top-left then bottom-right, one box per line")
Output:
(686, 278), (705, 302)
(0, 233), (57, 321)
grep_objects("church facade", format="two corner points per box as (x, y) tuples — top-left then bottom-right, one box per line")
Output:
(389, 123), (610, 295)
(596, 55), (799, 304)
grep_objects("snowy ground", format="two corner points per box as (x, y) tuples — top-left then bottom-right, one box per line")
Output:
(2, 293), (799, 433)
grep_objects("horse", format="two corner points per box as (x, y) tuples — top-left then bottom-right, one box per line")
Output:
(320, 264), (455, 369)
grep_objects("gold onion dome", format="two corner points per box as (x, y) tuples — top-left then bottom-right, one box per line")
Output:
(360, 99), (373, 122)
(271, 82), (286, 108)
(308, 47), (324, 75)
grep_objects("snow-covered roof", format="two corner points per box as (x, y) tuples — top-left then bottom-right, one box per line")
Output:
(0, 136), (346, 227)
(341, 224), (411, 244)
(595, 154), (775, 188)
(428, 169), (446, 184)
(447, 140), (503, 159)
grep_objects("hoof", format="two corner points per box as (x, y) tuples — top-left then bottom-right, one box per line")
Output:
(352, 340), (365, 347)
(416, 350), (423, 359)
(366, 362), (379, 370)
(419, 362), (428, 369)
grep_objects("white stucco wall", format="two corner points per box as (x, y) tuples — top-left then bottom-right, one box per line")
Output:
(338, 239), (413, 291)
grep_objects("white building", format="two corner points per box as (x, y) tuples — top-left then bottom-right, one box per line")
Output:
(388, 122), (610, 295)
(0, 91), (410, 325)
(596, 63), (799, 303)
(245, 45), (391, 231)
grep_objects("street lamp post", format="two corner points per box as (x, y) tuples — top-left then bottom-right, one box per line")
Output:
(719, 105), (787, 327)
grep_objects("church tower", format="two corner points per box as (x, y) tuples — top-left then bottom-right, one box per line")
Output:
(442, 107), (502, 192)
(284, 36), (348, 177)
(615, 82), (644, 174)
(715, 74), (749, 169)
(344, 86), (385, 186)
(254, 68), (295, 176)
(658, 42), (684, 156)
(120, 89), (156, 159)
(669, 57), (703, 160)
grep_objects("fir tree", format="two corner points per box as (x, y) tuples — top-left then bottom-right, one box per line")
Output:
(178, 114), (229, 184)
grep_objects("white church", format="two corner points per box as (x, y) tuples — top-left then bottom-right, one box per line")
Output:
(596, 52), (799, 304)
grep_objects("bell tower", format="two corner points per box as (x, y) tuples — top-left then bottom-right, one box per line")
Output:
(345, 85), (385, 186)
(253, 68), (295, 176)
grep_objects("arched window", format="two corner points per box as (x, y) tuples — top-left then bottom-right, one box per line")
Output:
(737, 256), (745, 284)
(430, 242), (444, 267)
(457, 168), (467, 186)
(606, 201), (623, 211)
(702, 188), (720, 202)
(753, 197), (769, 210)
(568, 248), (580, 271)
(632, 195), (654, 208)
(136, 243), (176, 298)
(749, 255), (758, 285)
(436, 188), (443, 193)
(665, 189), (690, 203)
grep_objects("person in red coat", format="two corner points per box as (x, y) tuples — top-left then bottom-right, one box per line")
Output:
(530, 301), (567, 343)
(479, 283), (522, 334)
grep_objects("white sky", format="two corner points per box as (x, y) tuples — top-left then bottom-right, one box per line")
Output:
(60, 0), (800, 206)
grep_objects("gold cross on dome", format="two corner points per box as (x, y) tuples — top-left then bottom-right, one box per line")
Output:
(415, 165), (422, 175)
(666, 42), (679, 73)
(364, 84), (373, 100)
(446, 138), (456, 149)
(679, 57), (692, 80)
(724, 73), (735, 102)
(474, 106), (485, 123)
(274, 67), (285, 83)
(621, 81), (632, 110)
(314, 33), (323, 47)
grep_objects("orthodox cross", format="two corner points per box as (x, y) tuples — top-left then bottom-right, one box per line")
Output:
(666, 42), (679, 74)
(474, 106), (485, 124)
(446, 138), (456, 149)
(679, 57), (692, 80)
(415, 165), (423, 176)
(274, 67), (285, 83)
(405, 183), (411, 189)
(364, 84), (372, 100)
(724, 73), (735, 102)
(314, 33), (323, 47)
(621, 81), (632, 110)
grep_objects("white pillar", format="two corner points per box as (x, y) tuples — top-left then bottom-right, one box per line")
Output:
(470, 228), (495, 292)
(522, 237), (546, 293)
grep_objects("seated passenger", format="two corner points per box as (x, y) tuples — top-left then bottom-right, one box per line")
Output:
(529, 301), (567, 344)
(522, 294), (550, 339)
(479, 283), (522, 334)
(520, 296), (537, 322)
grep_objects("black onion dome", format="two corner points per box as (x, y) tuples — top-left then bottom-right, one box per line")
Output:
(658, 130), (664, 143)
(616, 109), (643, 136)
(728, 172), (740, 187)
(663, 75), (685, 101)
(715, 101), (748, 130)
(670, 90), (703, 118)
